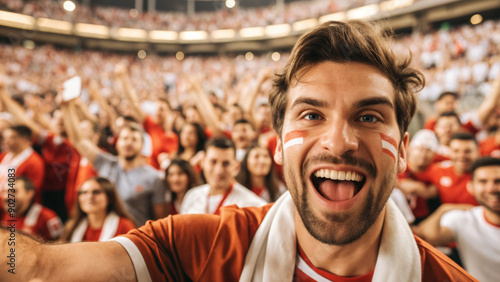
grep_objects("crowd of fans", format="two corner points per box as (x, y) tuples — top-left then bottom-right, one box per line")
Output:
(2, 0), (405, 32)
(0, 14), (499, 281)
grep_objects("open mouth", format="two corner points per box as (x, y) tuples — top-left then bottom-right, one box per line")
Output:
(311, 169), (366, 202)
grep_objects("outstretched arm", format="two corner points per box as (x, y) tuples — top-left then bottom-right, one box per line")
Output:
(0, 228), (136, 281)
(0, 83), (42, 139)
(186, 76), (224, 137)
(396, 179), (439, 199)
(477, 69), (500, 125)
(114, 64), (146, 123)
(413, 203), (472, 246)
(61, 100), (101, 164)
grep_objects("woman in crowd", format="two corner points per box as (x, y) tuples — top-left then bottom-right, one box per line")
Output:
(164, 158), (202, 215)
(175, 122), (207, 173)
(236, 144), (285, 202)
(61, 177), (136, 242)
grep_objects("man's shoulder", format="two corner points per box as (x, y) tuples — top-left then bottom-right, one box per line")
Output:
(414, 235), (477, 281)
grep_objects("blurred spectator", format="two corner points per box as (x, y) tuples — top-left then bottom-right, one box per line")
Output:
(62, 177), (135, 242)
(164, 158), (202, 215)
(0, 177), (63, 241)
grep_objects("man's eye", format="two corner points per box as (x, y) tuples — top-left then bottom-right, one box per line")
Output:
(359, 115), (378, 123)
(304, 113), (321, 120)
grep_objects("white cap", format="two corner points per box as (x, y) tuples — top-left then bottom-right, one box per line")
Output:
(410, 129), (439, 152)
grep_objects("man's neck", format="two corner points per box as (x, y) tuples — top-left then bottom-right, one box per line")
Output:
(118, 156), (144, 171)
(208, 184), (231, 196)
(294, 207), (386, 277)
(10, 144), (29, 158)
(484, 207), (500, 226)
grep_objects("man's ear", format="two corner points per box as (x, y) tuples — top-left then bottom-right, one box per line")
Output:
(398, 132), (409, 174)
(274, 138), (283, 165)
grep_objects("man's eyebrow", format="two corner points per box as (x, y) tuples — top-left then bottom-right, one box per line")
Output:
(353, 97), (394, 109)
(291, 97), (328, 109)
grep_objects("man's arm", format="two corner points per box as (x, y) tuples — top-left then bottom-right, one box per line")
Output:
(114, 64), (146, 123)
(0, 84), (42, 139)
(0, 228), (136, 281)
(396, 179), (438, 199)
(477, 68), (500, 125)
(413, 204), (472, 246)
(60, 100), (100, 164)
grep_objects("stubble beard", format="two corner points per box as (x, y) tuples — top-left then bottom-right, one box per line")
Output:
(285, 153), (396, 246)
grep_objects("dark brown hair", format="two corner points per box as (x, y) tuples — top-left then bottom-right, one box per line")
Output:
(269, 20), (424, 139)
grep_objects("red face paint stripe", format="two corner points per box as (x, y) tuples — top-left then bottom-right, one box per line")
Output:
(284, 130), (307, 143)
(382, 148), (396, 162)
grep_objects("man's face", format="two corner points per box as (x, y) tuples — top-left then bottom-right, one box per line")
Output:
(449, 139), (478, 174)
(116, 128), (143, 161)
(231, 123), (255, 149)
(435, 95), (457, 114)
(203, 147), (237, 191)
(469, 166), (500, 215)
(154, 101), (169, 124)
(434, 116), (461, 146)
(1, 180), (33, 213)
(2, 129), (23, 153)
(51, 110), (66, 137)
(274, 61), (408, 246)
(408, 145), (435, 170)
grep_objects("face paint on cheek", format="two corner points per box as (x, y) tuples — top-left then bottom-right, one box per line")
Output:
(380, 132), (397, 163)
(284, 130), (306, 150)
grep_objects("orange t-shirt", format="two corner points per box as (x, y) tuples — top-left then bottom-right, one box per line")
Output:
(118, 204), (476, 281)
(143, 115), (178, 170)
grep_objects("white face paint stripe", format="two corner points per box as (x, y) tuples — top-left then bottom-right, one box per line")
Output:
(380, 132), (398, 162)
(381, 139), (397, 162)
(283, 130), (306, 150)
(284, 137), (303, 150)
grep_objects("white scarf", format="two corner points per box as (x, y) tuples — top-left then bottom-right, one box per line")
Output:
(70, 212), (120, 242)
(0, 147), (34, 184)
(240, 192), (421, 281)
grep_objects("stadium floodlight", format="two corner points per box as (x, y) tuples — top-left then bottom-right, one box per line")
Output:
(116, 28), (148, 41)
(319, 12), (346, 24)
(347, 4), (379, 19)
(0, 11), (35, 30)
(239, 27), (265, 38)
(293, 18), (318, 32)
(63, 1), (76, 12)
(37, 18), (72, 34)
(226, 0), (236, 9)
(211, 29), (236, 40)
(271, 52), (281, 62)
(179, 31), (208, 41)
(75, 23), (109, 38)
(265, 23), (291, 37)
(149, 30), (178, 42)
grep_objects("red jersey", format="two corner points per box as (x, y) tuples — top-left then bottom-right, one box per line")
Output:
(479, 136), (500, 157)
(0, 148), (45, 191)
(0, 203), (62, 241)
(143, 115), (178, 170)
(37, 132), (80, 194)
(423, 161), (478, 205)
(65, 157), (98, 214)
(83, 217), (135, 242)
(397, 165), (432, 219)
(115, 205), (476, 281)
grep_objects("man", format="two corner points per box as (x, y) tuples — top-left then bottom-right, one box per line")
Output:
(423, 92), (459, 131)
(115, 65), (178, 170)
(433, 111), (462, 161)
(0, 21), (475, 281)
(61, 100), (166, 225)
(180, 138), (266, 214)
(415, 157), (500, 282)
(396, 129), (440, 223)
(0, 177), (62, 241)
(423, 133), (480, 206)
(230, 119), (257, 162)
(0, 126), (45, 192)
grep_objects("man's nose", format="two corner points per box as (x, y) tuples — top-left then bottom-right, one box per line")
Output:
(320, 119), (358, 156)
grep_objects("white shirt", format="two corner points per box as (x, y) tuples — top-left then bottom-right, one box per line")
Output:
(441, 206), (500, 282)
(180, 183), (268, 214)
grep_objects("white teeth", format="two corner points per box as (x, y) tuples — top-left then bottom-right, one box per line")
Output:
(313, 169), (364, 182)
